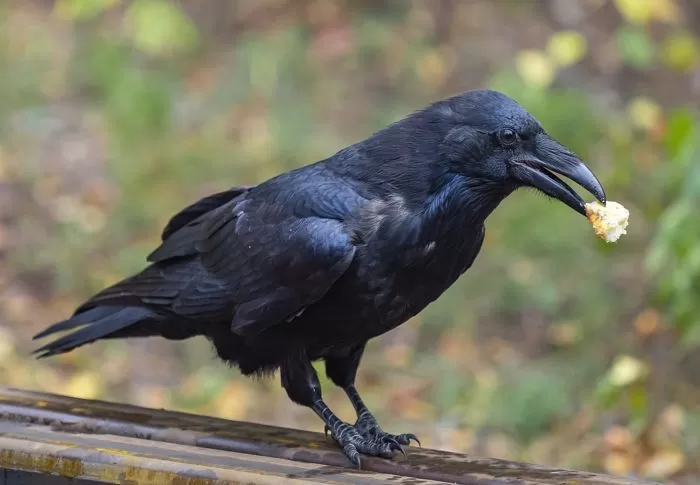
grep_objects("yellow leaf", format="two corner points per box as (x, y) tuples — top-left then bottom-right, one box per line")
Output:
(627, 97), (663, 132)
(64, 371), (103, 399)
(613, 0), (678, 24)
(416, 51), (449, 88)
(547, 31), (588, 67)
(604, 451), (633, 475)
(614, 0), (656, 24)
(515, 50), (556, 88)
(662, 32), (700, 72)
(641, 449), (686, 479)
(213, 382), (250, 420)
(608, 355), (648, 387)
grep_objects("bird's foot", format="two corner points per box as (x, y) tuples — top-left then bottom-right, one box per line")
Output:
(354, 413), (421, 448)
(323, 421), (407, 468)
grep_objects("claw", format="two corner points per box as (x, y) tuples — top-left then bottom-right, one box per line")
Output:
(324, 419), (416, 467)
(405, 433), (421, 447)
(389, 440), (407, 458)
(343, 443), (361, 469)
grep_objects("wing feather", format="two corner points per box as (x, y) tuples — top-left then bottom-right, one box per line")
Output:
(141, 185), (358, 336)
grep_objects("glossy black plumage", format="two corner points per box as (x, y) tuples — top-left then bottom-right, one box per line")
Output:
(33, 89), (606, 467)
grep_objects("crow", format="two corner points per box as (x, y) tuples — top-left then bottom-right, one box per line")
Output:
(33, 89), (606, 467)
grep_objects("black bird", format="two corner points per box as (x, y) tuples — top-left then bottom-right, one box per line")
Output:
(33, 89), (606, 467)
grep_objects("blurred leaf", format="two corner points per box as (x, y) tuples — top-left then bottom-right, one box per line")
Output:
(641, 449), (686, 480)
(212, 382), (251, 419)
(661, 31), (700, 72)
(628, 384), (649, 421)
(604, 451), (634, 476)
(613, 0), (656, 24)
(547, 31), (588, 67)
(664, 108), (696, 159)
(615, 26), (656, 69)
(124, 0), (198, 56)
(515, 50), (556, 88)
(416, 50), (449, 88)
(64, 370), (103, 399)
(627, 97), (662, 131)
(645, 113), (700, 349)
(55, 0), (119, 21)
(609, 355), (648, 387)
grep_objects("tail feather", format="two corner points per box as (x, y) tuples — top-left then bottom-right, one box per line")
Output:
(33, 306), (118, 340)
(32, 306), (154, 358)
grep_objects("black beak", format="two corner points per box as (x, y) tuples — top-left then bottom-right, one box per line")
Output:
(510, 134), (606, 216)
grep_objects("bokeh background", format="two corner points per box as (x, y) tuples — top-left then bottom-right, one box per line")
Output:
(0, 0), (698, 482)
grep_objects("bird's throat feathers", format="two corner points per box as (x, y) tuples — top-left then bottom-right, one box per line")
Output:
(425, 173), (513, 231)
(351, 172), (513, 250)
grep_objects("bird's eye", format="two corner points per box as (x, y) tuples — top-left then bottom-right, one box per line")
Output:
(498, 128), (518, 147)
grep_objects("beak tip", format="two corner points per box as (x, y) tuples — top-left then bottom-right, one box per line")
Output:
(596, 189), (607, 205)
(576, 163), (606, 205)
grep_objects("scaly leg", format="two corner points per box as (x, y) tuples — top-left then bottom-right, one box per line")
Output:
(280, 352), (404, 468)
(324, 344), (420, 450)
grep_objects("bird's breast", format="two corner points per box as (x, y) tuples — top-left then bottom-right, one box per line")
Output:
(345, 224), (485, 335)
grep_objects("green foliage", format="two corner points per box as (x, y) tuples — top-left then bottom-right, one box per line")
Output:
(615, 25), (657, 69)
(646, 113), (700, 347)
(125, 0), (199, 56)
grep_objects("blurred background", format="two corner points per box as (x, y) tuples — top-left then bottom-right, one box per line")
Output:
(0, 0), (698, 482)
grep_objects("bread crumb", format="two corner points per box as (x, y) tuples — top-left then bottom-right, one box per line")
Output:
(585, 201), (629, 243)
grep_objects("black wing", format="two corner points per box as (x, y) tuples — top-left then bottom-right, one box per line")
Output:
(160, 185), (253, 241)
(85, 188), (357, 337)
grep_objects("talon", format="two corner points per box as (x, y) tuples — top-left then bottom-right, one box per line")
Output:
(386, 436), (402, 450)
(391, 441), (407, 458)
(406, 433), (421, 447)
(343, 443), (361, 469)
(324, 424), (331, 437)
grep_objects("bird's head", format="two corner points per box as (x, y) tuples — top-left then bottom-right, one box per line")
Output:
(436, 89), (606, 216)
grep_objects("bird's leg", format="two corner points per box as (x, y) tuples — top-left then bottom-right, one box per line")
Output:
(280, 352), (403, 468)
(325, 344), (420, 450)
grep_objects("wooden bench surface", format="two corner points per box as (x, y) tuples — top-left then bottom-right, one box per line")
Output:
(0, 387), (659, 485)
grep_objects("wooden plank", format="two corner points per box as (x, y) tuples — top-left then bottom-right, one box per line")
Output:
(0, 387), (659, 485)
(0, 421), (439, 485)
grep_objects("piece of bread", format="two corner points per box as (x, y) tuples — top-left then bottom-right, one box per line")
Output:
(585, 201), (629, 243)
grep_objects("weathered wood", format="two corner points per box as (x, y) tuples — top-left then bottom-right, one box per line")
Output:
(0, 387), (659, 485)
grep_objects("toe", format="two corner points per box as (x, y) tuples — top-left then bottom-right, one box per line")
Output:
(386, 438), (407, 458)
(396, 433), (421, 447)
(342, 442), (361, 468)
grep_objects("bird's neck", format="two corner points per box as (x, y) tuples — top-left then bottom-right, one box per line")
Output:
(417, 173), (513, 241)
(353, 172), (513, 250)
